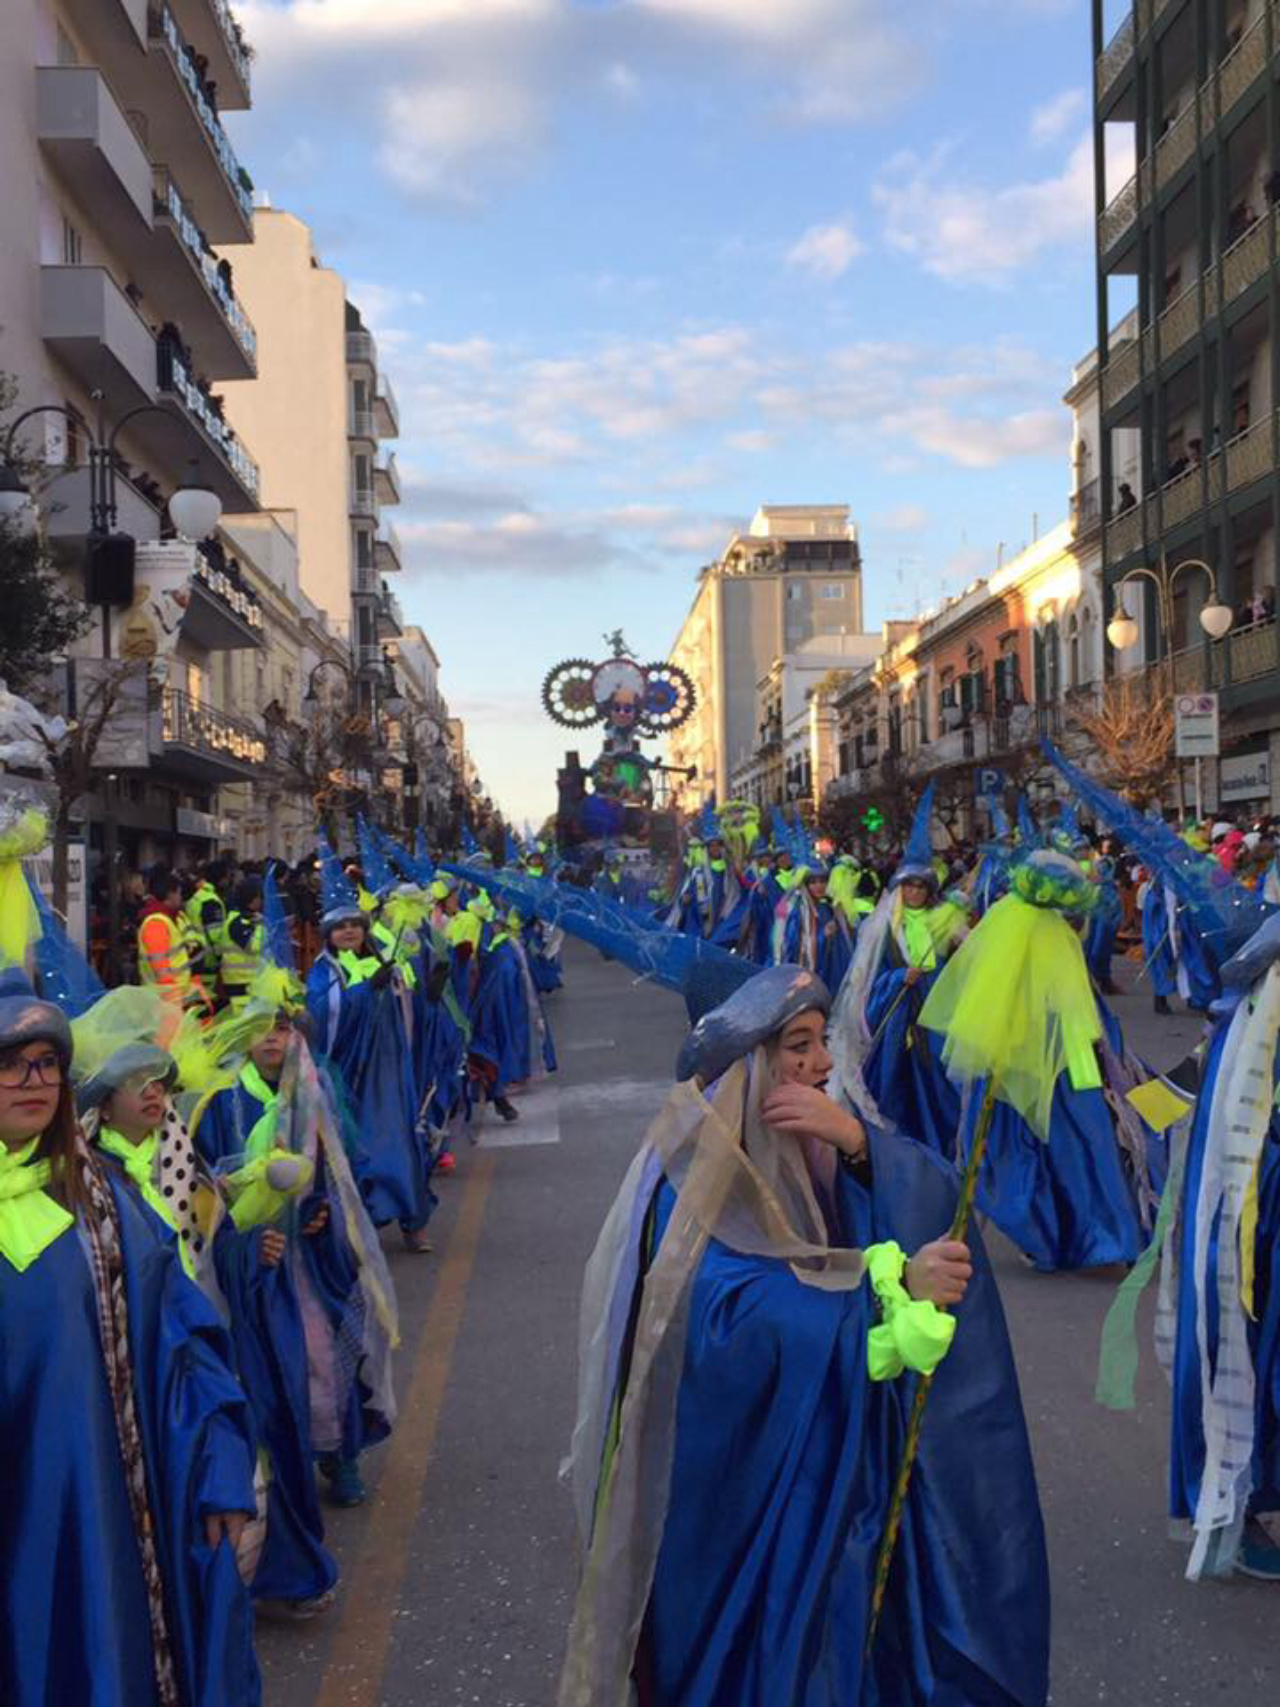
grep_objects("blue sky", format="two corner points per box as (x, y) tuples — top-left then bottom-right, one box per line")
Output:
(228, 0), (1110, 825)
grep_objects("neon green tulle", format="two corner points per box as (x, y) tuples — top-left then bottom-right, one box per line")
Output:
(0, 806), (48, 968)
(918, 892), (1101, 1139)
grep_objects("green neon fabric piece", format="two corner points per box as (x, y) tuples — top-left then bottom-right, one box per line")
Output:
(864, 1239), (956, 1381)
(0, 1138), (74, 1272)
(227, 1149), (315, 1232)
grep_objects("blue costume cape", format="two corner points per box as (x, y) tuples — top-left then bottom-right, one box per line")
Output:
(471, 936), (557, 1092)
(0, 1179), (260, 1707)
(1170, 1026), (1280, 1525)
(306, 951), (433, 1231)
(778, 890), (854, 990)
(528, 919), (564, 993)
(634, 1131), (1048, 1706)
(200, 1080), (394, 1466)
(1142, 882), (1218, 1009)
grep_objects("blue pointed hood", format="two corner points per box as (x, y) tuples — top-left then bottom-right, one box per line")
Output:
(356, 815), (394, 896)
(891, 780), (938, 888)
(262, 862), (297, 973)
(317, 829), (363, 930)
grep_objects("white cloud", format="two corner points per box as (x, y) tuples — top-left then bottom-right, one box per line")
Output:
(786, 220), (864, 279)
(239, 0), (924, 203)
(874, 135), (1095, 284)
(876, 503), (930, 532)
(1029, 88), (1085, 145)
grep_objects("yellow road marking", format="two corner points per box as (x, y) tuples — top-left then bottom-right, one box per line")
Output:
(314, 1152), (497, 1705)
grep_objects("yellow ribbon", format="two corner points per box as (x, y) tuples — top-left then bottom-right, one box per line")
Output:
(864, 1240), (956, 1381)
(0, 1138), (74, 1272)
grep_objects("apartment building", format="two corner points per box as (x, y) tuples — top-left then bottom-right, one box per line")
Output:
(1092, 0), (1280, 806)
(667, 505), (866, 806)
(0, 0), (275, 866)
(218, 209), (406, 713)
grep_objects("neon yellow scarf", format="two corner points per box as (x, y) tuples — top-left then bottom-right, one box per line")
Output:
(97, 1127), (168, 1224)
(241, 1061), (279, 1162)
(0, 1138), (74, 1272)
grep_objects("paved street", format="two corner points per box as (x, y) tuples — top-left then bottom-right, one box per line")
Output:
(261, 942), (1276, 1707)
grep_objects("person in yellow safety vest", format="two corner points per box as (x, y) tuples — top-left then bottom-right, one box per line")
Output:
(136, 866), (213, 1013)
(221, 876), (266, 1007)
(184, 859), (229, 984)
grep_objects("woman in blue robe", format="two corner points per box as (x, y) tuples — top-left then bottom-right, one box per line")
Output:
(1084, 855), (1122, 992)
(471, 909), (557, 1099)
(1166, 914), (1280, 1579)
(198, 1014), (399, 1516)
(559, 965), (1049, 1707)
(0, 988), (260, 1707)
(305, 904), (434, 1250)
(774, 864), (854, 991)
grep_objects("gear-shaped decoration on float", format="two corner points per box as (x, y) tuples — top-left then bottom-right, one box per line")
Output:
(637, 662), (696, 736)
(542, 659), (601, 728)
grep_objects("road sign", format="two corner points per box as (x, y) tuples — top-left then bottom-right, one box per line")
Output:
(975, 766), (1004, 802)
(1174, 692), (1219, 758)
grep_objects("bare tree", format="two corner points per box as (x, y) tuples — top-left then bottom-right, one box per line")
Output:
(1066, 672), (1174, 806)
(266, 695), (377, 845)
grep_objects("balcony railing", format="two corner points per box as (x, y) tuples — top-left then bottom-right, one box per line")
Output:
(346, 329), (377, 369)
(349, 482), (377, 517)
(150, 4), (254, 227)
(374, 374), (400, 437)
(1071, 478), (1101, 535)
(208, 0), (253, 97)
(349, 407), (376, 440)
(195, 539), (263, 632)
(161, 687), (267, 765)
(1096, 11), (1135, 103)
(153, 169), (257, 364)
(375, 524), (402, 573)
(158, 337), (260, 501)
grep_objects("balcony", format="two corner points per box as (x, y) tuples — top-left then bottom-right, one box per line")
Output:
(349, 407), (377, 442)
(346, 329), (377, 371)
(1101, 210), (1278, 416)
(349, 481), (377, 519)
(374, 452), (401, 506)
(167, 0), (253, 111)
(377, 583), (404, 639)
(156, 687), (266, 783)
(374, 374), (400, 438)
(43, 465), (161, 546)
(155, 337), (260, 507)
(102, 3), (255, 243)
(188, 538), (264, 648)
(41, 265), (156, 421)
(1095, 11), (1134, 106)
(36, 67), (153, 238)
(375, 523), (402, 574)
(57, 0), (148, 66)
(150, 170), (256, 377)
(1071, 478), (1101, 537)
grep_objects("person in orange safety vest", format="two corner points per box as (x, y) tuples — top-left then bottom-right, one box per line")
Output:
(136, 866), (212, 1013)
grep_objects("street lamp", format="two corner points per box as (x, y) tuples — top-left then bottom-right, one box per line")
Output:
(1106, 552), (1233, 656)
(1, 398), (221, 654)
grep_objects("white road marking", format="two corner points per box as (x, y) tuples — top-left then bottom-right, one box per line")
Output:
(474, 1080), (562, 1149)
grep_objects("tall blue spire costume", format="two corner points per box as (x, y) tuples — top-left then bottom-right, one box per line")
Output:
(304, 836), (434, 1236)
(0, 980), (261, 1707)
(773, 860), (855, 988)
(556, 966), (1048, 1707)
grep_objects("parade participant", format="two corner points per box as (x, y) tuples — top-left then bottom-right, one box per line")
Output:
(1085, 852), (1123, 994)
(137, 865), (213, 1014)
(828, 784), (968, 1145)
(773, 859), (854, 989)
(305, 845), (434, 1253)
(557, 964), (1048, 1707)
(1161, 911), (1280, 1579)
(471, 906), (557, 1111)
(0, 982), (261, 1707)
(184, 859), (229, 987)
(221, 875), (266, 1008)
(915, 848), (1151, 1270)
(199, 1004), (399, 1521)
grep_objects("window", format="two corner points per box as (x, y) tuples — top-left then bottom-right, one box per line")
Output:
(787, 584), (802, 602)
(1079, 608), (1096, 687)
(1067, 618), (1080, 690)
(993, 654), (1022, 707)
(1233, 380), (1252, 436)
(352, 379), (369, 414)
(355, 529), (373, 569)
(821, 584), (845, 601)
(61, 216), (83, 266)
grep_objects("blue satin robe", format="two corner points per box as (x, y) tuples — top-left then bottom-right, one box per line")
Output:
(471, 937), (557, 1092)
(778, 892), (854, 991)
(1084, 879), (1121, 986)
(635, 1131), (1048, 1706)
(1141, 884), (1178, 1000)
(200, 1081), (393, 1468)
(306, 952), (433, 1231)
(0, 1180), (260, 1707)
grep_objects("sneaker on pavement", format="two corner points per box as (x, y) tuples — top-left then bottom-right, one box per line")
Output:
(435, 1152), (456, 1174)
(494, 1096), (519, 1122)
(1238, 1538), (1280, 1580)
(257, 1588), (337, 1620)
(324, 1458), (367, 1507)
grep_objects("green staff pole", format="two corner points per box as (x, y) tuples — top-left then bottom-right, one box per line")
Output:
(865, 1076), (999, 1655)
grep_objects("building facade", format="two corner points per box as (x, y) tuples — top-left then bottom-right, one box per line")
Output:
(668, 504), (866, 806)
(1092, 0), (1280, 812)
(218, 207), (405, 713)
